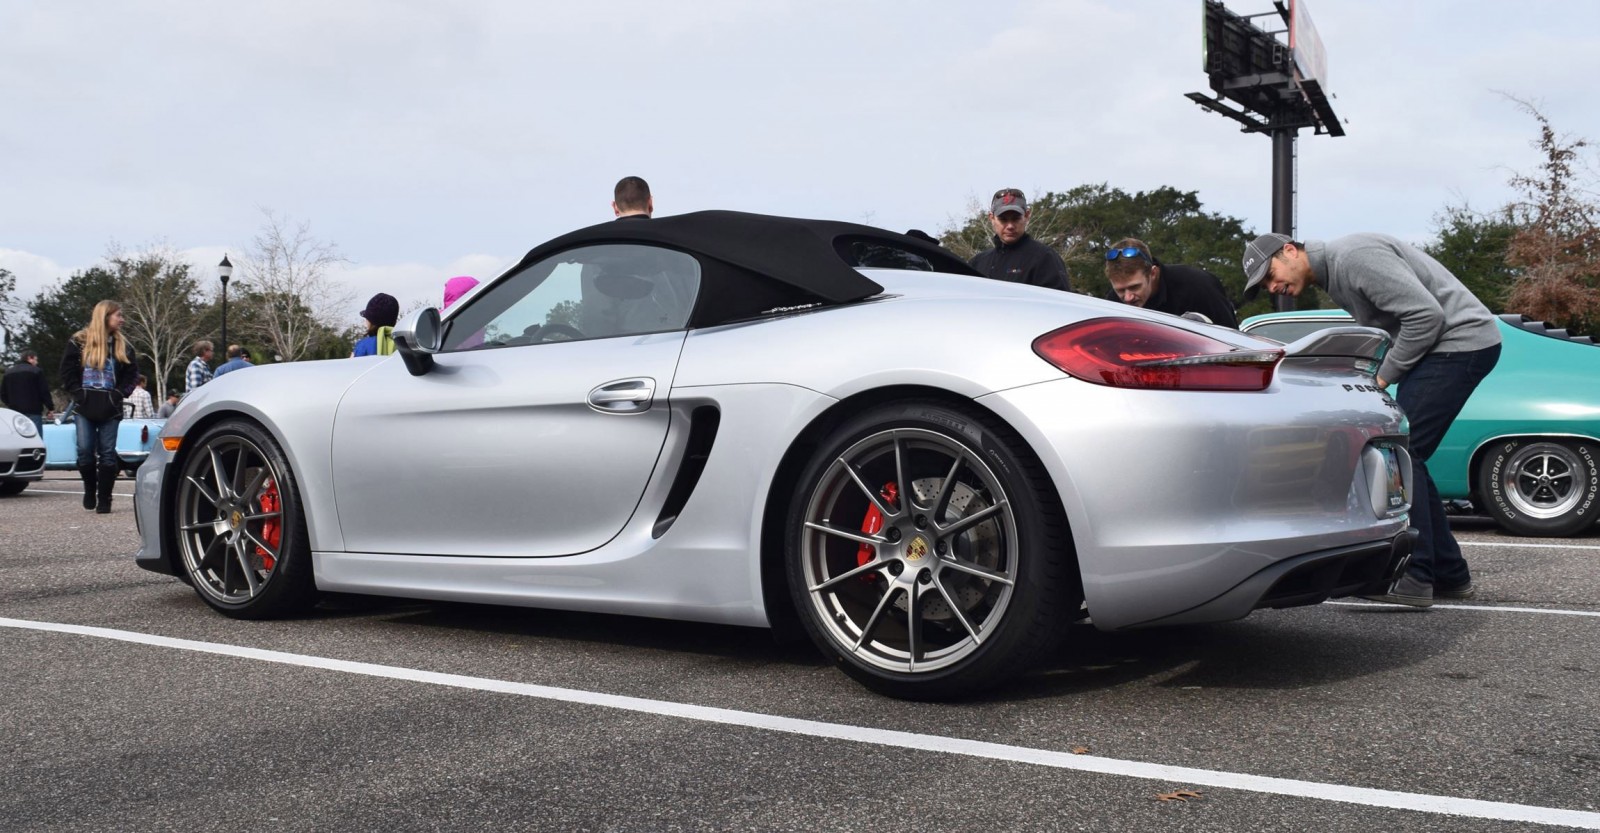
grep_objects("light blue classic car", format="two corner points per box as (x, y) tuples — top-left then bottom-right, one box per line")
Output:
(43, 406), (164, 475)
(1242, 310), (1600, 537)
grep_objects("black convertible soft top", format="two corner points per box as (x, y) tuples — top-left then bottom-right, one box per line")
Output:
(513, 211), (978, 326)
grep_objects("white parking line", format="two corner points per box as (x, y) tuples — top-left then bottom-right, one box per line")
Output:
(1329, 600), (1600, 617)
(1460, 540), (1600, 551)
(22, 488), (135, 497)
(3, 617), (1597, 829)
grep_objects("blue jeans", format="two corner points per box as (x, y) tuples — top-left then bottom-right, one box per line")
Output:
(26, 413), (43, 434)
(1394, 343), (1501, 587)
(76, 414), (120, 469)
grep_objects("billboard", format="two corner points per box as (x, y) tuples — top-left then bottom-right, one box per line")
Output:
(1289, 0), (1328, 91)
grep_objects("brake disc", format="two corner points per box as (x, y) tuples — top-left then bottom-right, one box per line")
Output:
(894, 476), (1001, 622)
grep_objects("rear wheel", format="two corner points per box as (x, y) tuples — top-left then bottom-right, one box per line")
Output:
(1477, 438), (1600, 536)
(173, 419), (316, 618)
(786, 400), (1076, 699)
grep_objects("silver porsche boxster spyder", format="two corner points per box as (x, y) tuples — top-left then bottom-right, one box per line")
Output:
(134, 212), (1414, 698)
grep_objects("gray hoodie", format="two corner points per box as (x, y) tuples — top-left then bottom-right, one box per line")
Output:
(1308, 233), (1500, 384)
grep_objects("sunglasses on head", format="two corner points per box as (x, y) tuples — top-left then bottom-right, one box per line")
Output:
(1105, 247), (1150, 261)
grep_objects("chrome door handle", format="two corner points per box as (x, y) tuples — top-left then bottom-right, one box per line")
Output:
(588, 378), (655, 413)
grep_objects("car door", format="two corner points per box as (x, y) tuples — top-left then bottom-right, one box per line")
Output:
(330, 243), (702, 557)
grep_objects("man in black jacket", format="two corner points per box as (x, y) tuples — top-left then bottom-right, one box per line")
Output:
(969, 188), (1070, 291)
(1103, 237), (1237, 327)
(1, 350), (52, 432)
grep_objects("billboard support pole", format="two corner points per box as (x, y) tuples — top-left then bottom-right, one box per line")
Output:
(1271, 127), (1297, 311)
(1191, 0), (1342, 313)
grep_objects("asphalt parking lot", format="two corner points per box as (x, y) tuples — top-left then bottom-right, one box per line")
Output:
(3, 470), (1598, 832)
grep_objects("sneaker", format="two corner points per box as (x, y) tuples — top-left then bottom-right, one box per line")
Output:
(1435, 580), (1476, 600)
(1359, 574), (1434, 608)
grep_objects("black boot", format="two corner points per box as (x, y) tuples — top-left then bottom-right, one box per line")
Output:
(96, 465), (118, 514)
(78, 464), (98, 510)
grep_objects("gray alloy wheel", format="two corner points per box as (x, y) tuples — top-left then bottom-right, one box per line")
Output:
(787, 401), (1073, 699)
(800, 427), (1020, 675)
(174, 420), (316, 618)
(1478, 438), (1600, 537)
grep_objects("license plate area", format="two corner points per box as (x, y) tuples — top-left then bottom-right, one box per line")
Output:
(1362, 441), (1412, 518)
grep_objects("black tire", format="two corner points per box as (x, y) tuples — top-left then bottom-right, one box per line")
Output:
(172, 419), (317, 618)
(0, 480), (28, 496)
(785, 400), (1076, 700)
(1477, 438), (1600, 537)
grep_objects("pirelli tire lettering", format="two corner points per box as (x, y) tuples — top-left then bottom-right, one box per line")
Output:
(1477, 438), (1600, 537)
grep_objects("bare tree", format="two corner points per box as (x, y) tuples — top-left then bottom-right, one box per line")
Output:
(106, 242), (205, 401)
(238, 209), (352, 362)
(0, 268), (19, 360)
(1501, 96), (1600, 335)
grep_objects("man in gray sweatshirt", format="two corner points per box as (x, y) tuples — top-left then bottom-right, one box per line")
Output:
(1243, 232), (1502, 608)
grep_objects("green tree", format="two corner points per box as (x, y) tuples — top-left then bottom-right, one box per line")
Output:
(13, 267), (122, 408)
(233, 287), (357, 361)
(547, 299), (582, 329)
(941, 184), (1279, 315)
(1423, 204), (1521, 313)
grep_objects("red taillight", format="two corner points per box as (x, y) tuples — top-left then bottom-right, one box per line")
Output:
(1033, 318), (1284, 391)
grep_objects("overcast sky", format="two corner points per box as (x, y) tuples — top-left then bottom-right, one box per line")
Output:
(4, 0), (1598, 333)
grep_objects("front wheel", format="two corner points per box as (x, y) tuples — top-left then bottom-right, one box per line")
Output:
(173, 419), (316, 618)
(785, 400), (1076, 699)
(0, 480), (28, 496)
(1477, 438), (1600, 536)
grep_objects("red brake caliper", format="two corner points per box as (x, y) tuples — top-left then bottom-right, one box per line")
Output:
(254, 478), (282, 571)
(857, 482), (899, 572)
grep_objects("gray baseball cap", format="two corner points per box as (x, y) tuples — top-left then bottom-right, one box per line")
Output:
(990, 189), (1027, 217)
(1241, 233), (1292, 299)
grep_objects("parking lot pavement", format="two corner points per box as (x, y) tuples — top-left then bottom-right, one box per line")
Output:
(3, 471), (1598, 831)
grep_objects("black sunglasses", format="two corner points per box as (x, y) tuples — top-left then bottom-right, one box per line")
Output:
(1105, 247), (1150, 261)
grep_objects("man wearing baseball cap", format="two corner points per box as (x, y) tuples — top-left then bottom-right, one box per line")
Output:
(1242, 231), (1502, 608)
(969, 188), (1070, 291)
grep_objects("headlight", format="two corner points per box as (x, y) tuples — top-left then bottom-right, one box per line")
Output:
(10, 414), (34, 438)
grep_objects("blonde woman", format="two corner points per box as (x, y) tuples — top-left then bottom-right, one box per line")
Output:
(59, 300), (141, 513)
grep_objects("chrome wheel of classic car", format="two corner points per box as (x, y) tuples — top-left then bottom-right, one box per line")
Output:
(788, 401), (1075, 699)
(174, 420), (315, 618)
(1477, 438), (1600, 536)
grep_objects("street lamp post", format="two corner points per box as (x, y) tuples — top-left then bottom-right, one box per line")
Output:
(218, 254), (233, 351)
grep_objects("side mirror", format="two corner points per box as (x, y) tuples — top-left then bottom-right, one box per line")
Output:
(393, 307), (442, 376)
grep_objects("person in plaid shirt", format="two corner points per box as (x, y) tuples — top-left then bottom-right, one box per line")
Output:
(127, 375), (155, 418)
(185, 340), (214, 396)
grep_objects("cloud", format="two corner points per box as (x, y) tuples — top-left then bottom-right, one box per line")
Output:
(0, 250), (74, 304)
(5, 0), (1600, 297)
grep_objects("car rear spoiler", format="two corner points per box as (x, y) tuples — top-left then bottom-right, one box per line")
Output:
(1278, 326), (1391, 362)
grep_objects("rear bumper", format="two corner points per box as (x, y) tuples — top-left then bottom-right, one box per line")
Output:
(1128, 528), (1416, 628)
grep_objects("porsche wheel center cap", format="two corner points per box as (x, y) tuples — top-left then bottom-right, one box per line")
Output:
(229, 510), (244, 530)
(904, 534), (930, 562)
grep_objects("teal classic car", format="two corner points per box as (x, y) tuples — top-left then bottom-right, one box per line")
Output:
(1241, 309), (1600, 537)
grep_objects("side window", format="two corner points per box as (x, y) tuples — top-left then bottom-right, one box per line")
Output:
(441, 244), (701, 351)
